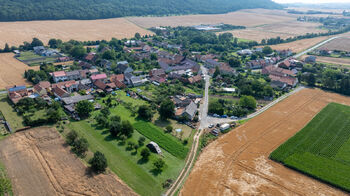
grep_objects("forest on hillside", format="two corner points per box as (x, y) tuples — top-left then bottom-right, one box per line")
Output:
(0, 0), (282, 21)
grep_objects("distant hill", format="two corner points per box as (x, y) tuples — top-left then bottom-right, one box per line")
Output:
(0, 0), (282, 22)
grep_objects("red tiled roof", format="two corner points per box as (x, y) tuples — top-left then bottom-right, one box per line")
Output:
(269, 75), (297, 86)
(94, 80), (107, 90)
(115, 80), (126, 89)
(52, 71), (66, 77)
(91, 74), (107, 81)
(53, 87), (68, 98)
(110, 74), (124, 82)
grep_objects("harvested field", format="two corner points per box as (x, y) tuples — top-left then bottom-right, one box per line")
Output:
(0, 53), (39, 89)
(319, 37), (350, 52)
(127, 9), (295, 29)
(225, 21), (326, 41)
(0, 18), (152, 48)
(303, 55), (350, 66)
(0, 127), (137, 196)
(270, 36), (330, 53)
(181, 88), (350, 196)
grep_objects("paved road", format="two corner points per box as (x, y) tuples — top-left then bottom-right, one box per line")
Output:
(165, 66), (209, 196)
(293, 36), (339, 59)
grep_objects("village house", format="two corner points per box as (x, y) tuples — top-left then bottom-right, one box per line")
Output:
(52, 71), (67, 83)
(149, 68), (166, 78)
(78, 61), (93, 69)
(34, 81), (51, 96)
(52, 80), (79, 93)
(85, 52), (97, 63)
(116, 61), (133, 74)
(237, 49), (253, 56)
(183, 101), (197, 120)
(269, 75), (298, 88)
(276, 49), (293, 57)
(52, 87), (70, 99)
(7, 85), (29, 104)
(91, 73), (107, 83)
(65, 70), (81, 81)
(130, 76), (148, 87)
(204, 59), (221, 69)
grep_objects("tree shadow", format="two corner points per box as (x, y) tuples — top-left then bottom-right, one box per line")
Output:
(131, 151), (137, 156)
(104, 134), (115, 142)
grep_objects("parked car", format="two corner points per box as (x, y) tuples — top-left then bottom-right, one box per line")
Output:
(213, 114), (220, 118)
(221, 115), (228, 118)
(211, 129), (219, 136)
(208, 124), (214, 128)
(230, 116), (238, 120)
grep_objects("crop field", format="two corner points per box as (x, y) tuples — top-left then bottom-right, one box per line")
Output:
(0, 53), (39, 89)
(270, 103), (350, 192)
(0, 127), (137, 196)
(181, 88), (350, 196)
(270, 36), (331, 53)
(319, 37), (350, 52)
(224, 21), (327, 41)
(0, 18), (153, 48)
(134, 121), (189, 159)
(128, 9), (327, 42)
(303, 55), (350, 66)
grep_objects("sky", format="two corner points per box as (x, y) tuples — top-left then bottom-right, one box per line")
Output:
(273, 0), (350, 3)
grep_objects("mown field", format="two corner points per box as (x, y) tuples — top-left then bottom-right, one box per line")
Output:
(270, 103), (350, 192)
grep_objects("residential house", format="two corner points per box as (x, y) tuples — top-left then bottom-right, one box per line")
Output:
(52, 87), (70, 99)
(237, 49), (253, 56)
(78, 61), (93, 69)
(173, 95), (192, 107)
(52, 71), (67, 83)
(269, 75), (298, 88)
(183, 101), (197, 120)
(130, 76), (147, 87)
(277, 49), (293, 57)
(91, 74), (107, 82)
(168, 70), (186, 79)
(7, 85), (29, 104)
(65, 70), (81, 81)
(116, 61), (133, 74)
(85, 52), (97, 62)
(149, 68), (166, 78)
(61, 94), (94, 105)
(188, 75), (202, 84)
(94, 80), (107, 91)
(34, 81), (51, 96)
(52, 80), (78, 93)
(89, 69), (99, 75)
(124, 73), (134, 85)
(78, 79), (92, 90)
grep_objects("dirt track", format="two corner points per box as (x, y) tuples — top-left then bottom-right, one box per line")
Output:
(181, 88), (349, 196)
(0, 127), (137, 196)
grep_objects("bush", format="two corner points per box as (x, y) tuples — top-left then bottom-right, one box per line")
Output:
(89, 151), (107, 173)
(72, 137), (89, 157)
(141, 148), (150, 160)
(66, 130), (78, 146)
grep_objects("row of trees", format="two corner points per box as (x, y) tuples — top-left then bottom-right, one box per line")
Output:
(208, 95), (256, 117)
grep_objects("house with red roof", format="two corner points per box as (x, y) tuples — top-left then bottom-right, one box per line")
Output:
(91, 73), (107, 82)
(84, 52), (97, 62)
(52, 71), (67, 83)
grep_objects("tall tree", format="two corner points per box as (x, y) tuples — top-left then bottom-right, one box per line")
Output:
(76, 100), (94, 118)
(159, 99), (175, 120)
(89, 151), (107, 173)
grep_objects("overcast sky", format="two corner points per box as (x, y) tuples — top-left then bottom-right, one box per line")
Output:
(273, 0), (350, 3)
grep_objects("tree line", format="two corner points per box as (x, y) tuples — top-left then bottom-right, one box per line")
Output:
(0, 0), (281, 21)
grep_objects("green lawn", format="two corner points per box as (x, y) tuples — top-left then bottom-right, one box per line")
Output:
(0, 96), (24, 131)
(16, 51), (41, 61)
(270, 103), (350, 192)
(65, 93), (192, 195)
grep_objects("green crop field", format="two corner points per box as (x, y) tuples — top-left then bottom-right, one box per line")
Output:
(270, 103), (350, 192)
(134, 122), (189, 159)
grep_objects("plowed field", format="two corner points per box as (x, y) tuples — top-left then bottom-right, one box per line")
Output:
(181, 88), (349, 196)
(0, 127), (137, 196)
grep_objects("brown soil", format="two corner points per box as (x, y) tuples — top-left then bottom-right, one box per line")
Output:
(0, 53), (39, 89)
(0, 127), (137, 196)
(181, 88), (349, 196)
(0, 18), (152, 48)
